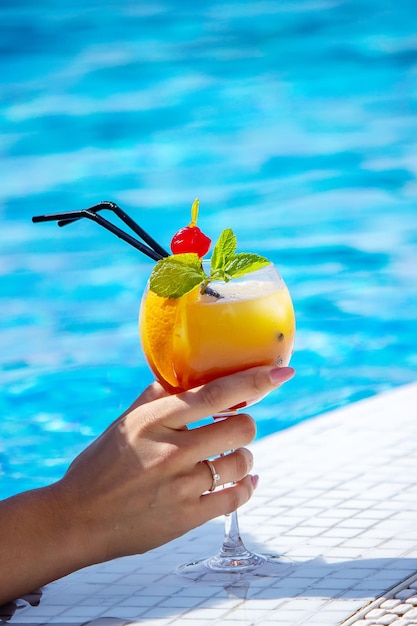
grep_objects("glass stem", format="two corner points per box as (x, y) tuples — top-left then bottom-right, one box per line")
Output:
(212, 412), (252, 562)
(220, 508), (251, 558)
(216, 444), (252, 560)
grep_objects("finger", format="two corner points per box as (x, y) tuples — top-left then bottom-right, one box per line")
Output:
(198, 448), (253, 494)
(198, 475), (256, 521)
(118, 382), (169, 421)
(152, 365), (295, 430)
(131, 382), (169, 407)
(187, 413), (256, 463)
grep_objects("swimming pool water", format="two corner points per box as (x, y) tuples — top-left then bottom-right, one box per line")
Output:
(1, 0), (417, 498)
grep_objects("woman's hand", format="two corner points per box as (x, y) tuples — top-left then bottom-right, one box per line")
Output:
(0, 365), (294, 605)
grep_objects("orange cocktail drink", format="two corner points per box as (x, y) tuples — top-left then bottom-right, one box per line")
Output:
(140, 263), (295, 393)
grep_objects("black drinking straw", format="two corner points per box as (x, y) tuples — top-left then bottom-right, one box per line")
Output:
(32, 202), (169, 262)
(58, 201), (169, 259)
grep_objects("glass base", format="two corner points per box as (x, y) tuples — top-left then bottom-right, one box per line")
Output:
(176, 551), (294, 583)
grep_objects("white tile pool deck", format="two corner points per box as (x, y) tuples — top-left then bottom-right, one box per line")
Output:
(5, 381), (417, 626)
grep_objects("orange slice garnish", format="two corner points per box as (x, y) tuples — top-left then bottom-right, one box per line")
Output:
(140, 286), (200, 391)
(140, 290), (181, 390)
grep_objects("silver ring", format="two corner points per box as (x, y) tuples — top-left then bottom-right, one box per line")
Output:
(202, 459), (220, 492)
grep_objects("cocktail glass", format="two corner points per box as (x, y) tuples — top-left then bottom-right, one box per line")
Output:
(139, 261), (295, 581)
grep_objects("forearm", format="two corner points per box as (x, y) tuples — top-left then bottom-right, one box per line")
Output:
(0, 482), (91, 605)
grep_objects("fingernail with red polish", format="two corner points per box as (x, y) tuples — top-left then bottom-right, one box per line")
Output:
(251, 474), (259, 489)
(229, 401), (248, 411)
(269, 366), (295, 386)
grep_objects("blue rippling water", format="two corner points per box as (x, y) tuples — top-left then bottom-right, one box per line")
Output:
(1, 0), (417, 497)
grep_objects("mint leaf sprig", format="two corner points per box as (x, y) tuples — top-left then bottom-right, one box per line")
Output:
(149, 253), (206, 298)
(209, 228), (270, 282)
(149, 229), (270, 299)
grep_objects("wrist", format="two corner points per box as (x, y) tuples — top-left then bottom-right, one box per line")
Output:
(0, 482), (93, 605)
(48, 477), (101, 572)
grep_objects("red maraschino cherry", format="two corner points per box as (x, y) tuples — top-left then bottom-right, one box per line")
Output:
(170, 199), (211, 258)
